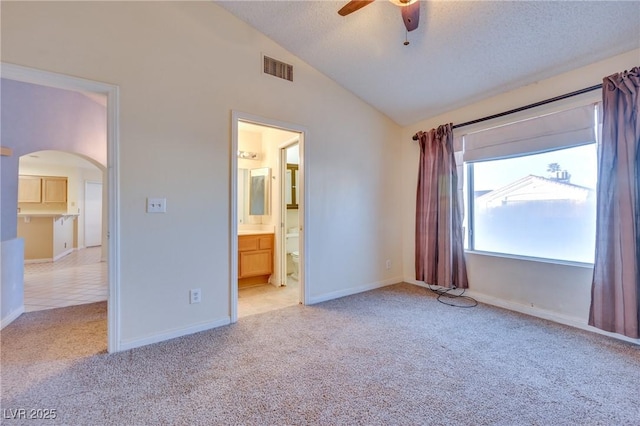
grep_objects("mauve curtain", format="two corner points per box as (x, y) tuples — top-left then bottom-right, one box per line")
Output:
(415, 124), (468, 288)
(589, 67), (640, 338)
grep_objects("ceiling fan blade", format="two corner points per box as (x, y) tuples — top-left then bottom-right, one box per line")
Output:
(338, 0), (375, 16)
(401, 1), (420, 32)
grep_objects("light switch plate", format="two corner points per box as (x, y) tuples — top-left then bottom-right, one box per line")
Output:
(190, 288), (201, 304)
(146, 197), (167, 213)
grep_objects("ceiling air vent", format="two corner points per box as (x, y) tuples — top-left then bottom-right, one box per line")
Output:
(263, 55), (293, 82)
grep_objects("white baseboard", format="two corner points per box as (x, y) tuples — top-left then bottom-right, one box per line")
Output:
(25, 249), (74, 264)
(308, 276), (402, 305)
(405, 279), (639, 346)
(465, 289), (640, 345)
(1, 305), (25, 330)
(24, 258), (53, 264)
(118, 316), (231, 351)
(53, 248), (74, 262)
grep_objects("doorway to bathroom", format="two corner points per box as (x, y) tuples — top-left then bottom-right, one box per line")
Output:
(231, 112), (307, 322)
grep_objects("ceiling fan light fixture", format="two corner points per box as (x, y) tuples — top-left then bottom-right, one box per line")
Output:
(338, 0), (420, 33)
(389, 0), (418, 7)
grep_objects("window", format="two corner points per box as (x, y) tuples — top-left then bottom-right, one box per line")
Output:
(463, 103), (599, 264)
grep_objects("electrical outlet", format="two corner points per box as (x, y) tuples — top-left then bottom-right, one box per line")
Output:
(147, 197), (167, 213)
(385, 259), (392, 270)
(190, 288), (201, 304)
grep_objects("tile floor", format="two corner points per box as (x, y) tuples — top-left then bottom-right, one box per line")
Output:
(24, 247), (108, 312)
(24, 248), (298, 317)
(238, 276), (300, 318)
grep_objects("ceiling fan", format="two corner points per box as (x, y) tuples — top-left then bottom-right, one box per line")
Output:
(338, 0), (420, 34)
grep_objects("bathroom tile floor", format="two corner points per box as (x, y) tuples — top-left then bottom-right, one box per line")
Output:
(24, 247), (108, 313)
(238, 276), (300, 318)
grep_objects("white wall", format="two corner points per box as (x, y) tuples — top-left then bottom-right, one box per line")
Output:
(80, 167), (104, 251)
(286, 145), (299, 164)
(52, 216), (74, 260)
(401, 49), (640, 335)
(1, 1), (403, 348)
(1, 238), (24, 329)
(237, 130), (262, 171)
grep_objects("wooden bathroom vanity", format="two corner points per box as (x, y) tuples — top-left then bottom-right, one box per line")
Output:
(238, 232), (274, 288)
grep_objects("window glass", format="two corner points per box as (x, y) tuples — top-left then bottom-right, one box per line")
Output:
(469, 144), (597, 263)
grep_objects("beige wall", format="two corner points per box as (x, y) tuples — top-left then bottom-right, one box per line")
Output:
(401, 49), (640, 329)
(1, 1), (403, 347)
(237, 130), (262, 171)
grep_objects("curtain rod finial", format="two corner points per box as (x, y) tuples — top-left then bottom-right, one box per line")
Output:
(412, 134), (419, 141)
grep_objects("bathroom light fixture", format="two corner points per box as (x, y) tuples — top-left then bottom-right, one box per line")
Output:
(237, 150), (260, 160)
(388, 0), (417, 6)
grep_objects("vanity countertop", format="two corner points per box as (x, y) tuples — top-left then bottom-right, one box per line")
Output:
(238, 230), (274, 236)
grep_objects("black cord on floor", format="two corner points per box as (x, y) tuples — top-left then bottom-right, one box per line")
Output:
(427, 284), (478, 308)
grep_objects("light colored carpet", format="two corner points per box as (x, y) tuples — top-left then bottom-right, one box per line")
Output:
(1, 283), (639, 425)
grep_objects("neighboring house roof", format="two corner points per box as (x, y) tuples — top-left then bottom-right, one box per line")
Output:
(476, 175), (594, 208)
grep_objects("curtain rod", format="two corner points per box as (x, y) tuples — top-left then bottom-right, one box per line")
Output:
(411, 83), (603, 141)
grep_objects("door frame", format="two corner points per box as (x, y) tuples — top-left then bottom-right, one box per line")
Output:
(3, 63), (121, 353)
(230, 111), (308, 322)
(279, 138), (300, 288)
(84, 180), (103, 248)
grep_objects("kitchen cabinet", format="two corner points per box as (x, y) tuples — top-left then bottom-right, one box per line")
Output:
(42, 177), (67, 203)
(238, 233), (274, 287)
(18, 176), (42, 203)
(18, 175), (67, 204)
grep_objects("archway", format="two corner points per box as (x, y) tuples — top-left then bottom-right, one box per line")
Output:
(1, 63), (120, 352)
(18, 150), (108, 313)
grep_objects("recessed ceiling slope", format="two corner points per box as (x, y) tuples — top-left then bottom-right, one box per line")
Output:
(217, 1), (640, 126)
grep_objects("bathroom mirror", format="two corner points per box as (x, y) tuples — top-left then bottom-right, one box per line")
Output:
(249, 167), (271, 215)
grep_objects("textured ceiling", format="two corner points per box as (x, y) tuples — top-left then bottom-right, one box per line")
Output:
(217, 1), (640, 126)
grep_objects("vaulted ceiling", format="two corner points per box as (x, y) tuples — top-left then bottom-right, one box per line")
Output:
(217, 1), (640, 126)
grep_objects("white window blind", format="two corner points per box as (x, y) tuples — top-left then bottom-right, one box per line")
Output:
(463, 103), (596, 163)
(453, 135), (465, 220)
